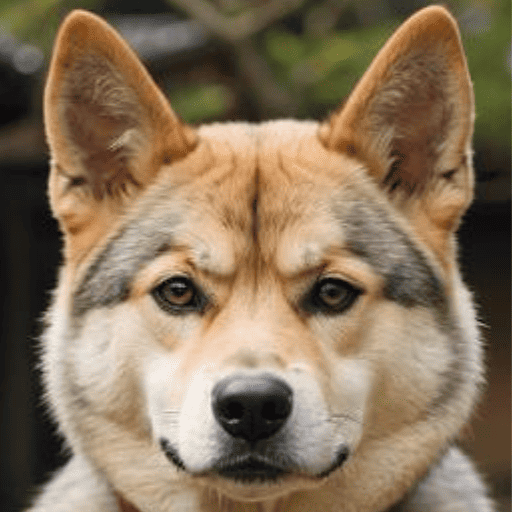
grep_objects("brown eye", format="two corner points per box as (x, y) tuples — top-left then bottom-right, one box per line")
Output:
(152, 276), (206, 314)
(305, 278), (361, 315)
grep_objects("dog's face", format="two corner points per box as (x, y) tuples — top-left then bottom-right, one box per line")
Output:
(43, 7), (480, 510)
(137, 125), (374, 499)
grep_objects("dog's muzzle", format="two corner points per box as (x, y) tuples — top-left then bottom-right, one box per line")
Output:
(159, 374), (349, 483)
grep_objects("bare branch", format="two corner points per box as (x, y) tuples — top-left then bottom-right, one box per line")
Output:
(234, 39), (299, 118)
(170, 0), (305, 42)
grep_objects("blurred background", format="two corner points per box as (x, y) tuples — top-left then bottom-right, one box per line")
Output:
(0, 0), (509, 510)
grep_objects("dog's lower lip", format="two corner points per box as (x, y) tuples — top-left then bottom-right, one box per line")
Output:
(159, 439), (288, 482)
(214, 455), (288, 483)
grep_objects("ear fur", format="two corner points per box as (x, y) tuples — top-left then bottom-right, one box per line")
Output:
(319, 6), (474, 238)
(44, 10), (196, 257)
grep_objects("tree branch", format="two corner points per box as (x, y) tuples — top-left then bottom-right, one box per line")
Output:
(170, 0), (305, 42)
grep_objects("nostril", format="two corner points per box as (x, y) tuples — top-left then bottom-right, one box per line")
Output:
(212, 375), (293, 442)
(261, 399), (290, 421)
(221, 401), (245, 422)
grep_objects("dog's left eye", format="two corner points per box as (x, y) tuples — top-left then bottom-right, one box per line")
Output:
(152, 276), (205, 314)
(305, 278), (361, 315)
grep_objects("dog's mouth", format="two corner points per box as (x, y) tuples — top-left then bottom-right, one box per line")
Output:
(160, 438), (349, 484)
(213, 453), (289, 483)
(160, 438), (289, 483)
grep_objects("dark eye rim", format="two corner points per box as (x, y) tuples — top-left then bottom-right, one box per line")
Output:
(303, 277), (362, 315)
(151, 275), (207, 315)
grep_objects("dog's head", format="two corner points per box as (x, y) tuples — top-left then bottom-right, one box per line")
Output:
(43, 7), (481, 510)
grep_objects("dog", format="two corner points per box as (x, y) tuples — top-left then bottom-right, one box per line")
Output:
(29, 5), (495, 511)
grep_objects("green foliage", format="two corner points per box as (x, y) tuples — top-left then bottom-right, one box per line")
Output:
(264, 23), (394, 114)
(0, 0), (58, 32)
(167, 84), (232, 123)
(463, 1), (511, 150)
(265, 31), (306, 66)
(0, 0), (98, 53)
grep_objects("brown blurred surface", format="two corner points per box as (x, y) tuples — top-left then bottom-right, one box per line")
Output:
(459, 202), (511, 511)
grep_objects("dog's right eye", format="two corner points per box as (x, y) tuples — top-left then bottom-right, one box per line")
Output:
(151, 276), (206, 314)
(304, 277), (362, 315)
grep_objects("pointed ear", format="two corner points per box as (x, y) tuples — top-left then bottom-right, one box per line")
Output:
(319, 6), (474, 239)
(44, 10), (196, 257)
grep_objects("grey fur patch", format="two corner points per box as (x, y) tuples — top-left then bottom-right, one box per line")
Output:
(72, 206), (182, 318)
(336, 200), (448, 324)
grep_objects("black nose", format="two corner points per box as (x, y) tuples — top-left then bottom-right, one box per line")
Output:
(212, 375), (293, 442)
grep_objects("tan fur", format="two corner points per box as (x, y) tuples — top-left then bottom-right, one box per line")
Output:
(30, 6), (494, 512)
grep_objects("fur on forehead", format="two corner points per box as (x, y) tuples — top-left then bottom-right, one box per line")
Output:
(124, 120), (369, 235)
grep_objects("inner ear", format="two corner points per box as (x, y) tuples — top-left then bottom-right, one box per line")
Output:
(377, 65), (456, 196)
(62, 53), (145, 198)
